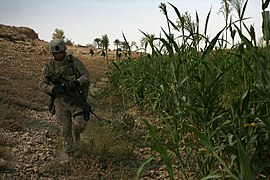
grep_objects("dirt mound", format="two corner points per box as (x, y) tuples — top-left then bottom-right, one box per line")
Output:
(0, 24), (39, 42)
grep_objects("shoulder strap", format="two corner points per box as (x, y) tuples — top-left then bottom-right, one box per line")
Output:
(67, 54), (75, 76)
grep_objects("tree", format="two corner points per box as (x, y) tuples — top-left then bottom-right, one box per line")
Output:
(114, 39), (121, 60)
(140, 34), (155, 54)
(52, 28), (65, 40)
(101, 34), (109, 59)
(65, 38), (74, 46)
(130, 41), (138, 51)
(121, 41), (129, 52)
(140, 37), (148, 53)
(258, 36), (266, 47)
(147, 34), (156, 54)
(114, 39), (121, 50)
(94, 38), (102, 49)
(101, 34), (109, 50)
(52, 28), (74, 45)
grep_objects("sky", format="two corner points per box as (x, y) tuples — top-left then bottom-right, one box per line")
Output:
(0, 0), (266, 49)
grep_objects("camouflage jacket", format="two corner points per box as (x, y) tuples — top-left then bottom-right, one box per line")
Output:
(39, 53), (90, 99)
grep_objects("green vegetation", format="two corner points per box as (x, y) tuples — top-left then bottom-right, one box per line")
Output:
(52, 28), (74, 45)
(108, 1), (270, 179)
(1, 1), (270, 179)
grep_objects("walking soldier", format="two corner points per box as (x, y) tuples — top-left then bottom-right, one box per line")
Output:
(39, 38), (90, 157)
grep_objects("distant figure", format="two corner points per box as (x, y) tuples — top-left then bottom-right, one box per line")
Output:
(117, 52), (122, 60)
(89, 48), (94, 58)
(101, 50), (105, 60)
(116, 48), (122, 60)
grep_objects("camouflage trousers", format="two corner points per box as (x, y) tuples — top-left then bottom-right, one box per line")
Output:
(54, 97), (87, 154)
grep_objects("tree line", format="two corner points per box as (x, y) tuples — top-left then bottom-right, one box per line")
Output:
(51, 28), (158, 53)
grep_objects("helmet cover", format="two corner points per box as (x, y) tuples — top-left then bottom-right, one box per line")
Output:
(49, 38), (67, 53)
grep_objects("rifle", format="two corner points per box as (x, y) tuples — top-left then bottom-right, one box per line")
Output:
(45, 72), (101, 122)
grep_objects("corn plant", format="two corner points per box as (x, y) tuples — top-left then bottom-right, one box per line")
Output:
(108, 1), (270, 179)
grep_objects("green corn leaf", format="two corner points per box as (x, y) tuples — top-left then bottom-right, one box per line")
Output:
(136, 156), (156, 180)
(247, 134), (258, 145)
(240, 0), (249, 21)
(143, 119), (174, 179)
(168, 2), (181, 21)
(249, 25), (256, 44)
(201, 171), (222, 180)
(143, 119), (160, 145)
(121, 31), (131, 53)
(196, 11), (199, 34)
(204, 7), (212, 36)
(202, 28), (224, 60)
(228, 155), (237, 169)
(111, 61), (121, 71)
(209, 120), (231, 138)
(185, 124), (213, 151)
(201, 61), (212, 77)
(151, 146), (174, 180)
(235, 135), (252, 180)
(235, 25), (270, 86)
(161, 27), (179, 53)
(228, 133), (235, 146)
(239, 89), (250, 115)
(168, 18), (180, 32)
(262, 0), (270, 10)
(139, 29), (149, 39)
(159, 38), (174, 55)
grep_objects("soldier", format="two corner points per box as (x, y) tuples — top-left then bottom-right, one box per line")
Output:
(101, 50), (105, 60)
(89, 48), (94, 58)
(39, 38), (90, 157)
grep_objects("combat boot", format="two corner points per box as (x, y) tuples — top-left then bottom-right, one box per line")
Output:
(64, 136), (77, 154)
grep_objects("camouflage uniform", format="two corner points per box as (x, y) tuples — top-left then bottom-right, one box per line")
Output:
(39, 39), (90, 155)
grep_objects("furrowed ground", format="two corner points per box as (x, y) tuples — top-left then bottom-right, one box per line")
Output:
(0, 24), (170, 179)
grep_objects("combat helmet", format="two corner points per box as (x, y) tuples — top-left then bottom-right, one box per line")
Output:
(49, 38), (67, 53)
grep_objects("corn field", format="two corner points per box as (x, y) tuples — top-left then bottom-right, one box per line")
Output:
(108, 1), (270, 179)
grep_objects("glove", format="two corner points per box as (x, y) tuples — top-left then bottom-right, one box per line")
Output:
(68, 80), (80, 90)
(52, 86), (64, 95)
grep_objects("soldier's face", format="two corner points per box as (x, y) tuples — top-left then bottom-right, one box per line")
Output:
(52, 51), (65, 61)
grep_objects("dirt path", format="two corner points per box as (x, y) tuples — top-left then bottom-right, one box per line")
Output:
(0, 39), (140, 179)
(0, 37), (170, 179)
